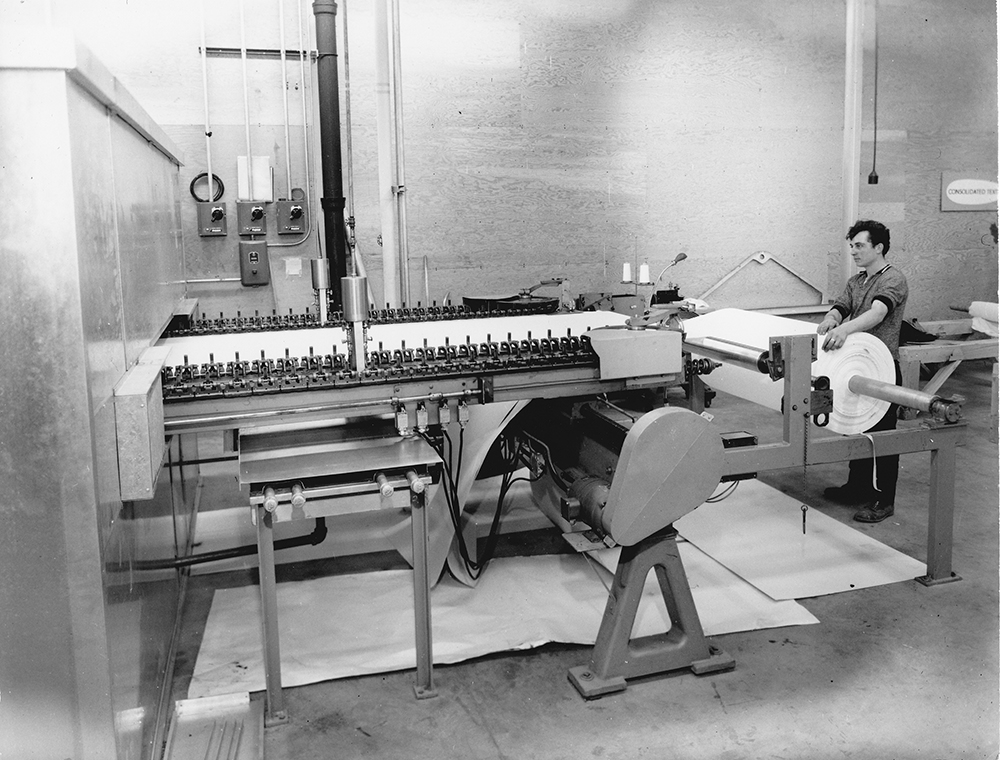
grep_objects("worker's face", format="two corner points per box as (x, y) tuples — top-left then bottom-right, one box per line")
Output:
(848, 231), (883, 269)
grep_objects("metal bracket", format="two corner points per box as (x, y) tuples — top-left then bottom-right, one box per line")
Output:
(767, 339), (785, 381)
(480, 375), (495, 404)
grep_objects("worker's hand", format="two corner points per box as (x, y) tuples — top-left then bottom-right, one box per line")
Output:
(821, 325), (850, 351)
(817, 317), (838, 335)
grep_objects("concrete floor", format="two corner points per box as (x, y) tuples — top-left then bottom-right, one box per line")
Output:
(172, 360), (999, 760)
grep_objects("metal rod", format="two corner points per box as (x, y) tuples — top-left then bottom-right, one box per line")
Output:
(278, 0), (293, 196)
(270, 0), (316, 250)
(684, 338), (769, 374)
(198, 0), (214, 201)
(256, 507), (287, 723)
(841, 0), (864, 286)
(391, 0), (411, 304)
(410, 475), (436, 698)
(342, 0), (358, 265)
(848, 374), (937, 412)
(374, 0), (399, 306)
(297, 0), (312, 221)
(163, 389), (474, 431)
(238, 0), (254, 199)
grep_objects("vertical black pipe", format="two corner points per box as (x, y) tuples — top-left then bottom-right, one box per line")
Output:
(313, 0), (347, 308)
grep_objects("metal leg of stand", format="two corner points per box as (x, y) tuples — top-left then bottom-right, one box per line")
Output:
(256, 506), (289, 724)
(409, 474), (438, 699)
(919, 440), (962, 586)
(568, 528), (734, 699)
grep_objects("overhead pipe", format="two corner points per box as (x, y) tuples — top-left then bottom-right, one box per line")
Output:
(390, 0), (411, 304)
(341, 0), (358, 266)
(198, 0), (215, 202)
(270, 0), (314, 251)
(278, 0), (293, 197)
(374, 0), (400, 307)
(840, 0), (865, 288)
(313, 0), (349, 309)
(238, 0), (254, 199)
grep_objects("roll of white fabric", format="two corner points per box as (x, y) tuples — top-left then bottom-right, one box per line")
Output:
(683, 308), (895, 435)
(969, 301), (999, 338)
(969, 301), (999, 323)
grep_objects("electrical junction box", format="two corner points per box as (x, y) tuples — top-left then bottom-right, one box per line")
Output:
(720, 430), (758, 483)
(197, 201), (227, 236)
(236, 201), (267, 236)
(276, 199), (307, 235)
(239, 241), (270, 286)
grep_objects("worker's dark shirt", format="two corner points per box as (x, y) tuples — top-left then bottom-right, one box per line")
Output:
(831, 264), (909, 360)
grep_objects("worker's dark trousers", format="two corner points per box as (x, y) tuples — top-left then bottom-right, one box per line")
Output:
(847, 362), (902, 505)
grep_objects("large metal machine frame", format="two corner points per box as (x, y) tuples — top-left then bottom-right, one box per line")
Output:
(156, 308), (965, 720)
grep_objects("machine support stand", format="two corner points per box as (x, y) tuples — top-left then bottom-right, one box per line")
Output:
(568, 527), (734, 699)
(409, 475), (438, 699)
(917, 440), (962, 586)
(256, 506), (289, 726)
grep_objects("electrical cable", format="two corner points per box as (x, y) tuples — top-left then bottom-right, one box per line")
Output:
(420, 427), (541, 580)
(705, 480), (740, 503)
(868, 0), (879, 185)
(189, 172), (225, 202)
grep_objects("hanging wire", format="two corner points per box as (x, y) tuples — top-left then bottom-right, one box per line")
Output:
(868, 0), (879, 185)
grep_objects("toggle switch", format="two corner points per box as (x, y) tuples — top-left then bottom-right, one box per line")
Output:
(237, 201), (267, 235)
(197, 201), (228, 236)
(276, 199), (308, 235)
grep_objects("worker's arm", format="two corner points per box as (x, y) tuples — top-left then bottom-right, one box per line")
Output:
(821, 300), (889, 351)
(817, 309), (843, 335)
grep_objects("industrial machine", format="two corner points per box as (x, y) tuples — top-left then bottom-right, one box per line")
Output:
(140, 273), (965, 721)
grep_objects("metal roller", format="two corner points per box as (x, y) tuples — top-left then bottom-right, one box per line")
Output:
(848, 375), (962, 422)
(683, 337), (770, 375)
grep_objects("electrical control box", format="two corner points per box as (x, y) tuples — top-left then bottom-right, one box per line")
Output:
(720, 430), (758, 483)
(276, 200), (307, 235)
(239, 241), (270, 286)
(236, 201), (267, 236)
(197, 201), (227, 237)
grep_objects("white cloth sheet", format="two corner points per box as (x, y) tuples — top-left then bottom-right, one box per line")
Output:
(188, 481), (923, 699)
(188, 543), (818, 699)
(675, 479), (927, 600)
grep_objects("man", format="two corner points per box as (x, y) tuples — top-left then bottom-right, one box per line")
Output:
(817, 219), (908, 523)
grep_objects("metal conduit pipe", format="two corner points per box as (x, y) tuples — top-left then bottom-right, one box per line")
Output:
(278, 0), (293, 197)
(199, 0), (215, 201)
(238, 0), (255, 199)
(112, 518), (328, 572)
(313, 0), (349, 308)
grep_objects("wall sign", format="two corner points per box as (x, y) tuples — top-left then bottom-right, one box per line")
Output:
(941, 172), (998, 211)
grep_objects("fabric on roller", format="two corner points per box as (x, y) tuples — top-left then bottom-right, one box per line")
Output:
(969, 301), (999, 338)
(683, 308), (894, 435)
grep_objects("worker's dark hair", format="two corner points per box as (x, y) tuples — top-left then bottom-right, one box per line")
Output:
(847, 219), (891, 255)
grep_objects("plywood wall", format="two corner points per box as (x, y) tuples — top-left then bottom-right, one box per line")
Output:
(43, 0), (997, 321)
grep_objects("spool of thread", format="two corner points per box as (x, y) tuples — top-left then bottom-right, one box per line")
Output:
(622, 262), (632, 283)
(638, 263), (651, 284)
